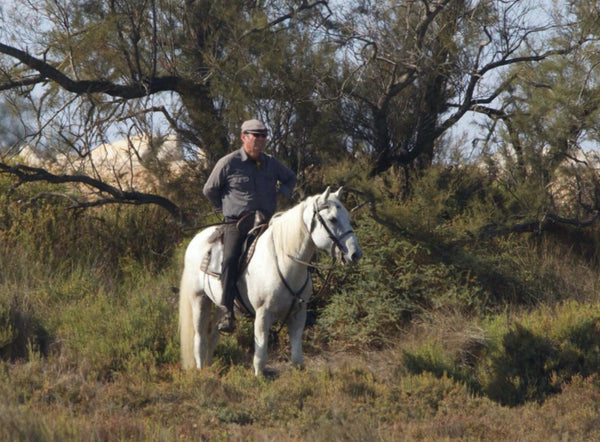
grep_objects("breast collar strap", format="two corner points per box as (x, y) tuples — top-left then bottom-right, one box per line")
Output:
(271, 226), (311, 335)
(271, 230), (310, 301)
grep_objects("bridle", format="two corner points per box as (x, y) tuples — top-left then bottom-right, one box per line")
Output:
(275, 201), (354, 298)
(309, 202), (355, 258)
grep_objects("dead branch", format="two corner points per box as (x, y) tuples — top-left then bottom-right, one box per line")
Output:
(0, 161), (182, 220)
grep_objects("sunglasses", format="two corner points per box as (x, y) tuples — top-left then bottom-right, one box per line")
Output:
(244, 132), (267, 139)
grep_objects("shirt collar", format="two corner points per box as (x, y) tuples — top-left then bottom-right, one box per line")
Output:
(240, 148), (264, 163)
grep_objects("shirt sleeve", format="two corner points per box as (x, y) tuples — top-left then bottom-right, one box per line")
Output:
(275, 159), (297, 198)
(203, 158), (226, 209)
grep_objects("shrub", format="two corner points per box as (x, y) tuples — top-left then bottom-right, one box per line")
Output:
(482, 301), (600, 405)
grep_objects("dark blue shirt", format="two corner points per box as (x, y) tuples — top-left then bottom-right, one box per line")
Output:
(203, 148), (296, 219)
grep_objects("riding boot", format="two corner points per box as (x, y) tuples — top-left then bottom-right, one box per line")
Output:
(218, 221), (244, 333)
(217, 268), (237, 333)
(217, 306), (235, 333)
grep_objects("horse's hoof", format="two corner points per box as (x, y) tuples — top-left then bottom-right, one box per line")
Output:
(258, 368), (278, 379)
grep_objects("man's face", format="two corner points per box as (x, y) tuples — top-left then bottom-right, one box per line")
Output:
(241, 131), (267, 160)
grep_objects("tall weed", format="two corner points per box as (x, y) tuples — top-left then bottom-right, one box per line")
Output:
(0, 178), (182, 367)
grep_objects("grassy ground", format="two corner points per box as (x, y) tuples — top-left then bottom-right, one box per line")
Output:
(3, 334), (600, 441)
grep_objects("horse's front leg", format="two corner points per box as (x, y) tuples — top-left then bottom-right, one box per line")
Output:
(253, 307), (273, 376)
(287, 304), (307, 369)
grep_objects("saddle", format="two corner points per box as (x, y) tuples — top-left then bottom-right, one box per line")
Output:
(200, 211), (269, 277)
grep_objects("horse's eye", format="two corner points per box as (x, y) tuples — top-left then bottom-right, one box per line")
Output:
(330, 217), (338, 224)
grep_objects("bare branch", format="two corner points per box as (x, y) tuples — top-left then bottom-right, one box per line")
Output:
(240, 0), (331, 39)
(0, 161), (182, 220)
(477, 211), (600, 238)
(125, 105), (205, 149)
(0, 42), (187, 98)
(0, 74), (46, 91)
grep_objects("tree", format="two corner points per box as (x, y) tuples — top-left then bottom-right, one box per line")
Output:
(0, 0), (332, 220)
(0, 0), (582, 221)
(327, 0), (571, 178)
(473, 0), (600, 234)
(0, 96), (27, 150)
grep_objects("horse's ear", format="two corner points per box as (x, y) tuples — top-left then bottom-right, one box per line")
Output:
(320, 186), (331, 203)
(333, 187), (343, 199)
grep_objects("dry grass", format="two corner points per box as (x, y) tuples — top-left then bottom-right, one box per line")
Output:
(2, 341), (600, 441)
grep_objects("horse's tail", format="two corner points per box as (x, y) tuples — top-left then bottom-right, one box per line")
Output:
(179, 262), (197, 370)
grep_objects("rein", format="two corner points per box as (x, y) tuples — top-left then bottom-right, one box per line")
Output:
(286, 253), (337, 300)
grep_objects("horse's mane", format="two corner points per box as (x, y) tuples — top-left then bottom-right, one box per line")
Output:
(269, 196), (314, 255)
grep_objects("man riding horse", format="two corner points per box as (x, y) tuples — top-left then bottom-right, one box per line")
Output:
(202, 119), (297, 333)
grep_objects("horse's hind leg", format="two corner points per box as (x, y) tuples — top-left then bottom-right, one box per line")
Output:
(193, 294), (217, 368)
(287, 305), (307, 369)
(204, 296), (222, 366)
(190, 295), (203, 368)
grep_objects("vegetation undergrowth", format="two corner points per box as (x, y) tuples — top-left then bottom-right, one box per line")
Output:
(3, 168), (600, 440)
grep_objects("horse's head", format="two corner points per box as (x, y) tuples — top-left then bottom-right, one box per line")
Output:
(304, 187), (363, 264)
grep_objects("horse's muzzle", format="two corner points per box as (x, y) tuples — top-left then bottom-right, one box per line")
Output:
(339, 246), (363, 265)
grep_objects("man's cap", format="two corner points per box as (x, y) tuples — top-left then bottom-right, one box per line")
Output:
(241, 119), (268, 134)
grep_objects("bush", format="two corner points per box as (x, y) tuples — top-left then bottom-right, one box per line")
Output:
(482, 301), (600, 406)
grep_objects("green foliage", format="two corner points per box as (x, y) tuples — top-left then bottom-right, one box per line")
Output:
(0, 292), (48, 362)
(486, 323), (561, 406)
(315, 163), (573, 346)
(481, 301), (600, 406)
(317, 215), (487, 346)
(399, 301), (600, 408)
(401, 346), (483, 396)
(54, 273), (178, 379)
(0, 177), (181, 371)
(310, 162), (600, 408)
(0, 178), (181, 280)
(3, 1), (600, 438)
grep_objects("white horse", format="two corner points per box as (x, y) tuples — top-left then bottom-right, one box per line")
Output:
(179, 187), (362, 376)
